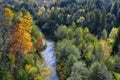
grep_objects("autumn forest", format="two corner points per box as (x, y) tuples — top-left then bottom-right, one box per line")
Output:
(0, 0), (120, 80)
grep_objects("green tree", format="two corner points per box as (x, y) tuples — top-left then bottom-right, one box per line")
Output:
(101, 29), (108, 39)
(55, 25), (68, 40)
(89, 62), (112, 80)
(56, 39), (80, 80)
(67, 61), (88, 80)
(114, 56), (120, 73)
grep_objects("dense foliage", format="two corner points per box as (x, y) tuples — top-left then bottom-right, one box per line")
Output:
(0, 0), (120, 80)
(0, 2), (50, 80)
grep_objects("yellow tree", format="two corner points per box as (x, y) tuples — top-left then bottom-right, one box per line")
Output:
(100, 40), (111, 60)
(108, 27), (119, 44)
(4, 7), (14, 26)
(9, 12), (33, 54)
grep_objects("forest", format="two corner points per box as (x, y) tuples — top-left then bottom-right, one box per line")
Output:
(0, 0), (120, 80)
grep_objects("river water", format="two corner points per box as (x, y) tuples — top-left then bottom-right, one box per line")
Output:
(41, 40), (59, 80)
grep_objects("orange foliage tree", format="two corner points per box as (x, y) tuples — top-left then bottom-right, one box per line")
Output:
(9, 12), (33, 54)
(36, 37), (43, 49)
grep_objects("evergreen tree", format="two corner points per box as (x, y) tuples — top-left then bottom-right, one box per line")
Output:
(67, 61), (88, 80)
(114, 57), (120, 73)
(89, 62), (112, 80)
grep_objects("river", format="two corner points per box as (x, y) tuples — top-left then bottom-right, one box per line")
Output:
(41, 40), (59, 80)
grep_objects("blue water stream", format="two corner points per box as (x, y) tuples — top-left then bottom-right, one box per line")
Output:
(41, 40), (59, 80)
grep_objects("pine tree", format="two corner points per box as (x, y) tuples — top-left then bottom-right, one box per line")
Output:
(89, 62), (112, 80)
